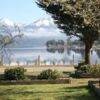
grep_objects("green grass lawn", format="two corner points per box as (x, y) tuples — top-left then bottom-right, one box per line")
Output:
(25, 71), (75, 78)
(0, 71), (99, 100)
(0, 79), (99, 100)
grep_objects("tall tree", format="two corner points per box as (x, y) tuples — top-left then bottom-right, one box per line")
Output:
(36, 0), (100, 64)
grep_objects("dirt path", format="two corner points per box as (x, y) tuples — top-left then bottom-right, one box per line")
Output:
(0, 65), (75, 72)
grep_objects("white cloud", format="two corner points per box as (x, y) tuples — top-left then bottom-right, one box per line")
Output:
(23, 28), (66, 38)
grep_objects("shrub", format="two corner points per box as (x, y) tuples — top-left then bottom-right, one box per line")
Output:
(8, 59), (12, 66)
(70, 59), (73, 65)
(90, 65), (100, 77)
(16, 60), (20, 66)
(52, 61), (56, 65)
(79, 64), (100, 74)
(43, 60), (47, 65)
(34, 59), (38, 65)
(62, 58), (66, 65)
(26, 60), (30, 65)
(38, 69), (61, 80)
(77, 60), (86, 70)
(95, 59), (98, 65)
(90, 65), (100, 86)
(4, 67), (26, 80)
(79, 64), (91, 73)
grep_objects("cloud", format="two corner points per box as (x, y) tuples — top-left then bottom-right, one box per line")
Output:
(23, 28), (66, 38)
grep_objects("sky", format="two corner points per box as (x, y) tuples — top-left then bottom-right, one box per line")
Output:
(0, 0), (50, 24)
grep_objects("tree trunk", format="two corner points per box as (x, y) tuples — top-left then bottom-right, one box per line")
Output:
(85, 43), (93, 64)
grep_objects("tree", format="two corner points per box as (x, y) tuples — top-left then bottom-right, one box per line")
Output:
(36, 0), (100, 64)
(0, 24), (23, 65)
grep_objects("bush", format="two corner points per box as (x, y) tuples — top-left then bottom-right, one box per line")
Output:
(52, 61), (56, 65)
(62, 58), (66, 65)
(43, 60), (47, 65)
(38, 69), (61, 80)
(79, 64), (91, 73)
(16, 60), (20, 66)
(77, 60), (86, 70)
(79, 64), (100, 74)
(90, 65), (100, 86)
(90, 65), (100, 77)
(4, 67), (26, 80)
(34, 59), (38, 65)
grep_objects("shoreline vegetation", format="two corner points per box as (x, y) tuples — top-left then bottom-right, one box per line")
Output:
(47, 39), (100, 50)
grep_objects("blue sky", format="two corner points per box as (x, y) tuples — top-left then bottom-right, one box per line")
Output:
(0, 0), (50, 24)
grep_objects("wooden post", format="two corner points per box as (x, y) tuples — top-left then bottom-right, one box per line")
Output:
(1, 55), (4, 66)
(38, 55), (40, 66)
(73, 54), (74, 65)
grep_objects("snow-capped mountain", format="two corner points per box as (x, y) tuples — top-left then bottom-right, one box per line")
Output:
(34, 18), (54, 27)
(0, 18), (14, 27)
(0, 18), (55, 28)
(23, 18), (56, 31)
(0, 18), (67, 48)
(0, 18), (66, 39)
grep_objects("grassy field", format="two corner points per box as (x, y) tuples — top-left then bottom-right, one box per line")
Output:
(25, 71), (74, 77)
(0, 71), (99, 100)
(0, 79), (99, 100)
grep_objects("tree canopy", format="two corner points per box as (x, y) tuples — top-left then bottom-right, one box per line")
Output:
(37, 0), (100, 64)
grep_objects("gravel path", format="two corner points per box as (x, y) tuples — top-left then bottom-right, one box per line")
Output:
(0, 65), (75, 72)
(25, 67), (75, 72)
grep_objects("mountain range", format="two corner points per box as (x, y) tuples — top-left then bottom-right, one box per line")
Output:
(0, 18), (67, 48)
(0, 18), (66, 38)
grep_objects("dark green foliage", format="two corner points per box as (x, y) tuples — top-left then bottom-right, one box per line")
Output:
(4, 67), (26, 80)
(37, 0), (100, 64)
(79, 65), (91, 73)
(90, 64), (100, 86)
(90, 65), (100, 77)
(77, 60), (86, 70)
(38, 69), (61, 80)
(0, 74), (4, 80)
(79, 64), (100, 75)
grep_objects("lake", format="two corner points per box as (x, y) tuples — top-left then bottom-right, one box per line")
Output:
(2, 37), (100, 65)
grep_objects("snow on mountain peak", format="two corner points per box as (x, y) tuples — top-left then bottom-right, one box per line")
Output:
(0, 17), (66, 38)
(34, 18), (54, 27)
(0, 18), (14, 26)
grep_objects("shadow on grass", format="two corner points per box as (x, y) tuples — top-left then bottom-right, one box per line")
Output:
(56, 85), (100, 100)
(63, 71), (76, 78)
(0, 85), (99, 100)
(26, 75), (38, 80)
(0, 74), (4, 80)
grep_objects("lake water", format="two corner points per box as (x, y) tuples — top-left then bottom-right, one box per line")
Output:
(2, 37), (100, 65)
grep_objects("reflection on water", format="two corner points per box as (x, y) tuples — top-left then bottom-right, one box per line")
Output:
(1, 39), (100, 65)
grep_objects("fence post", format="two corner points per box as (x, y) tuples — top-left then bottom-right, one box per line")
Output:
(38, 55), (40, 66)
(73, 54), (74, 65)
(1, 55), (4, 66)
